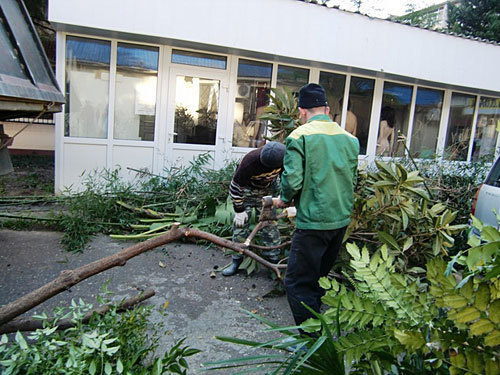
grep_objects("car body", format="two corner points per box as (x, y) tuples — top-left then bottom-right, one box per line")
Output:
(472, 157), (500, 229)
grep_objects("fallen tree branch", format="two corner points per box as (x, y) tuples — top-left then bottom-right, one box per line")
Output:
(0, 289), (155, 334)
(0, 224), (285, 326)
(250, 241), (292, 251)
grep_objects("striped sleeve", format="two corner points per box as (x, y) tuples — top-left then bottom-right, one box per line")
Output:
(229, 177), (245, 212)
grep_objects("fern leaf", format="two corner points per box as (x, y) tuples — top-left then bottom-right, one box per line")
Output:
(484, 329), (500, 347)
(336, 329), (390, 365)
(393, 329), (426, 351)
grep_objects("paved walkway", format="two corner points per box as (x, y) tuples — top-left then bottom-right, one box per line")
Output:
(0, 229), (293, 373)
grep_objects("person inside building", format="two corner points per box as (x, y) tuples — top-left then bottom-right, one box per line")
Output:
(334, 98), (358, 136)
(376, 106), (395, 156)
(223, 141), (286, 276)
(275, 83), (359, 332)
(232, 111), (261, 147)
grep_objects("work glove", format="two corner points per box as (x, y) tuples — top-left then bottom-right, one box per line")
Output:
(285, 206), (297, 218)
(234, 211), (248, 227)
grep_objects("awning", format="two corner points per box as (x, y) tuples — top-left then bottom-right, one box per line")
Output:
(0, 0), (64, 120)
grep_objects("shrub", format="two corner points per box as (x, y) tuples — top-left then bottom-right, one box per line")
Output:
(0, 298), (200, 375)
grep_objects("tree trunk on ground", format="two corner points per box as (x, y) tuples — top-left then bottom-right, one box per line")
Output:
(0, 224), (285, 327)
(0, 289), (155, 334)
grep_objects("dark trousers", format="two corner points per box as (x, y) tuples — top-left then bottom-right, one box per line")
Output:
(284, 226), (346, 327)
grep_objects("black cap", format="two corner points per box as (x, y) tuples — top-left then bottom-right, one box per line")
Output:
(298, 83), (328, 109)
(260, 141), (285, 168)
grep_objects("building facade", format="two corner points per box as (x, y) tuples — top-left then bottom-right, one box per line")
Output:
(48, 0), (500, 192)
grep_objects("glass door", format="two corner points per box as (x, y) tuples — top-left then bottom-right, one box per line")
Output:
(165, 67), (229, 169)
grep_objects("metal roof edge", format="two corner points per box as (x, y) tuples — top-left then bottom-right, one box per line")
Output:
(297, 0), (500, 47)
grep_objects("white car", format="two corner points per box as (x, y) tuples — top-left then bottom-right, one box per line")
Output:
(472, 157), (500, 229)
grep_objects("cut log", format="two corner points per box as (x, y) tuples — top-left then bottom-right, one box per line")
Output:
(0, 289), (155, 334)
(0, 224), (285, 326)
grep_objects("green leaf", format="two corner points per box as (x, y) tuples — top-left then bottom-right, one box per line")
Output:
(89, 360), (97, 375)
(393, 329), (425, 351)
(474, 283), (490, 311)
(319, 277), (331, 290)
(152, 358), (162, 375)
(401, 208), (409, 230)
(405, 186), (430, 200)
(15, 332), (28, 350)
(376, 161), (397, 179)
(470, 319), (494, 336)
(485, 329), (500, 347)
(104, 362), (112, 375)
(346, 242), (360, 260)
(446, 251), (462, 276)
(482, 226), (500, 242)
(454, 306), (481, 323)
(380, 245), (388, 261)
(490, 300), (500, 323)
(443, 294), (468, 309)
(377, 231), (400, 251)
(471, 215), (484, 232)
(402, 237), (413, 252)
(116, 359), (123, 374)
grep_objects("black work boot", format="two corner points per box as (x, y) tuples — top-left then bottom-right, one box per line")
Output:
(222, 257), (244, 276)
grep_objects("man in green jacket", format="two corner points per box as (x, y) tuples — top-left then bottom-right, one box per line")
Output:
(276, 83), (359, 330)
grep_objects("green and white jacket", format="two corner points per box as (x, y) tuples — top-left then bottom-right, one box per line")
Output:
(280, 114), (360, 230)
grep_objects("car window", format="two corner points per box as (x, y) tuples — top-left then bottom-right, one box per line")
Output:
(485, 158), (500, 187)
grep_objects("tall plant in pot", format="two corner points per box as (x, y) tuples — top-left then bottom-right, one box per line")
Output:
(259, 87), (300, 143)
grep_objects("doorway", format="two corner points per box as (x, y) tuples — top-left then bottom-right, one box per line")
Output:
(164, 66), (230, 170)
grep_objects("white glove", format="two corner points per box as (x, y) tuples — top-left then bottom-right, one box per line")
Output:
(285, 207), (297, 218)
(234, 211), (248, 227)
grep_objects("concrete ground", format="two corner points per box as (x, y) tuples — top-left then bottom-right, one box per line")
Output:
(0, 229), (294, 373)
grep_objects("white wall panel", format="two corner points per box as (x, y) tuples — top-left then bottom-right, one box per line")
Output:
(49, 0), (500, 93)
(4, 123), (55, 150)
(112, 145), (154, 182)
(61, 143), (107, 192)
(166, 149), (215, 170)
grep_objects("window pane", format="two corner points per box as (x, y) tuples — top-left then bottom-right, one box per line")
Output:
(348, 76), (374, 155)
(174, 76), (219, 145)
(471, 97), (500, 162)
(232, 59), (272, 148)
(171, 49), (226, 69)
(114, 43), (159, 141)
(445, 93), (476, 160)
(410, 88), (443, 158)
(65, 36), (110, 138)
(319, 71), (349, 133)
(0, 16), (25, 78)
(377, 82), (413, 156)
(277, 65), (309, 95)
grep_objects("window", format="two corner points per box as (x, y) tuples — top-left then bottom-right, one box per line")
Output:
(232, 59), (272, 148)
(410, 88), (444, 158)
(377, 82), (413, 157)
(445, 93), (476, 160)
(347, 76), (375, 155)
(113, 43), (159, 141)
(174, 76), (220, 145)
(319, 72), (349, 132)
(471, 97), (500, 162)
(171, 49), (226, 70)
(65, 36), (110, 138)
(276, 65), (309, 95)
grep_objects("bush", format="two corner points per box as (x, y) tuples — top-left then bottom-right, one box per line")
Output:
(0, 298), (200, 375)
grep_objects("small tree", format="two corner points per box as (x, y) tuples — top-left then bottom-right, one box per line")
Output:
(449, 0), (500, 42)
(259, 88), (300, 143)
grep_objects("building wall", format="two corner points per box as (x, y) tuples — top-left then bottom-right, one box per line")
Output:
(48, 0), (500, 193)
(49, 0), (500, 93)
(3, 123), (55, 152)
